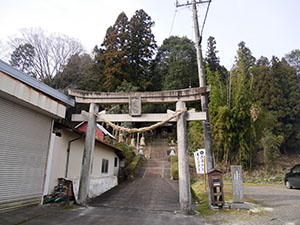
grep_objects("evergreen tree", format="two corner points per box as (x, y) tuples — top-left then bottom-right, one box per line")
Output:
(128, 9), (157, 90)
(204, 37), (232, 164)
(232, 42), (257, 167)
(205, 36), (219, 72)
(101, 12), (131, 91)
(285, 49), (300, 76)
(92, 10), (157, 92)
(270, 57), (300, 152)
(84, 47), (107, 92)
(252, 55), (300, 154)
(10, 43), (35, 77)
(52, 53), (92, 92)
(153, 36), (198, 91)
(205, 36), (227, 81)
(205, 36), (228, 115)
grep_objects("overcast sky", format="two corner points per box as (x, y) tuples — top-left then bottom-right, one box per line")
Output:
(0, 0), (299, 69)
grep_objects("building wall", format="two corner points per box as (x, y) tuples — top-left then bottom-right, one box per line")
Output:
(48, 128), (120, 196)
(0, 61), (71, 211)
(0, 96), (52, 210)
(48, 129), (71, 193)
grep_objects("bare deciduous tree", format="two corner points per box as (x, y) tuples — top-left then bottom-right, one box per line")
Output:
(10, 28), (84, 83)
(0, 40), (11, 62)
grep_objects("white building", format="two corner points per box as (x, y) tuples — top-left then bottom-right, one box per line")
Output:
(0, 60), (124, 211)
(45, 123), (124, 200)
(0, 60), (74, 211)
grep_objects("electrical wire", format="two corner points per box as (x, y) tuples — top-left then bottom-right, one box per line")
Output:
(200, 0), (211, 37)
(169, 8), (178, 36)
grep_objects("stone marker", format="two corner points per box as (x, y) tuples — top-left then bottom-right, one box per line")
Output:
(231, 165), (244, 203)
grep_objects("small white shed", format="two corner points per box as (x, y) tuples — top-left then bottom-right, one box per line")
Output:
(45, 124), (124, 200)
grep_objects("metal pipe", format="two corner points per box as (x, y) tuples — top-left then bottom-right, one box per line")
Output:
(65, 136), (82, 178)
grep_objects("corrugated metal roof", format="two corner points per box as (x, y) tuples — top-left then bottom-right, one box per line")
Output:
(75, 122), (116, 140)
(56, 122), (124, 158)
(0, 60), (74, 106)
(97, 124), (116, 140)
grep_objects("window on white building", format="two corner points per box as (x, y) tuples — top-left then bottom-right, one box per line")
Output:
(102, 159), (109, 173)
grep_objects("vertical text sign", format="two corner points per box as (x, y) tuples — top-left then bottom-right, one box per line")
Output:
(194, 149), (206, 174)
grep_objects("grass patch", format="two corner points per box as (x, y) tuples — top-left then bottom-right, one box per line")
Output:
(191, 180), (263, 216)
(191, 180), (214, 217)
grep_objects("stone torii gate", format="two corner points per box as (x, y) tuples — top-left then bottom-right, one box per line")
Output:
(69, 86), (210, 214)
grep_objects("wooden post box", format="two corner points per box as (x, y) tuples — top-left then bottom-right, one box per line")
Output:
(207, 169), (224, 207)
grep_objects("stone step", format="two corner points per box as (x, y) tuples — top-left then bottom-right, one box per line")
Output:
(147, 134), (173, 160)
(140, 159), (172, 179)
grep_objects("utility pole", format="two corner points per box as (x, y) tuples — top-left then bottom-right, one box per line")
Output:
(176, 0), (214, 207)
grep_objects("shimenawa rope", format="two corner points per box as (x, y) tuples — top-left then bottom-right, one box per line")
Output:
(93, 109), (187, 134)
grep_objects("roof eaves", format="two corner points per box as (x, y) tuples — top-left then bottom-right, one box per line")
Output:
(0, 60), (75, 107)
(57, 122), (124, 158)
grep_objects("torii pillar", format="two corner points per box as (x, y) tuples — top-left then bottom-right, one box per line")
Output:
(77, 103), (99, 205)
(176, 101), (192, 213)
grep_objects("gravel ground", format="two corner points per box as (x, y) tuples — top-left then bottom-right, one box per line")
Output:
(203, 185), (300, 225)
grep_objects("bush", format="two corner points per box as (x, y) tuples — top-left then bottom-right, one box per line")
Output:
(124, 155), (144, 179)
(113, 142), (135, 164)
(170, 155), (178, 180)
(261, 129), (283, 165)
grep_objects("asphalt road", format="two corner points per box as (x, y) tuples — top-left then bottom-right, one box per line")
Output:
(2, 160), (299, 225)
(244, 185), (300, 224)
(1, 159), (204, 225)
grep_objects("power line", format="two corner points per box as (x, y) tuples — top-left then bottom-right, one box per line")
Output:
(176, 0), (212, 43)
(169, 8), (178, 36)
(176, 0), (211, 7)
(200, 0), (211, 37)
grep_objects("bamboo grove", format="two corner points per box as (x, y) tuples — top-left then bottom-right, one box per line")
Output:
(204, 38), (300, 169)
